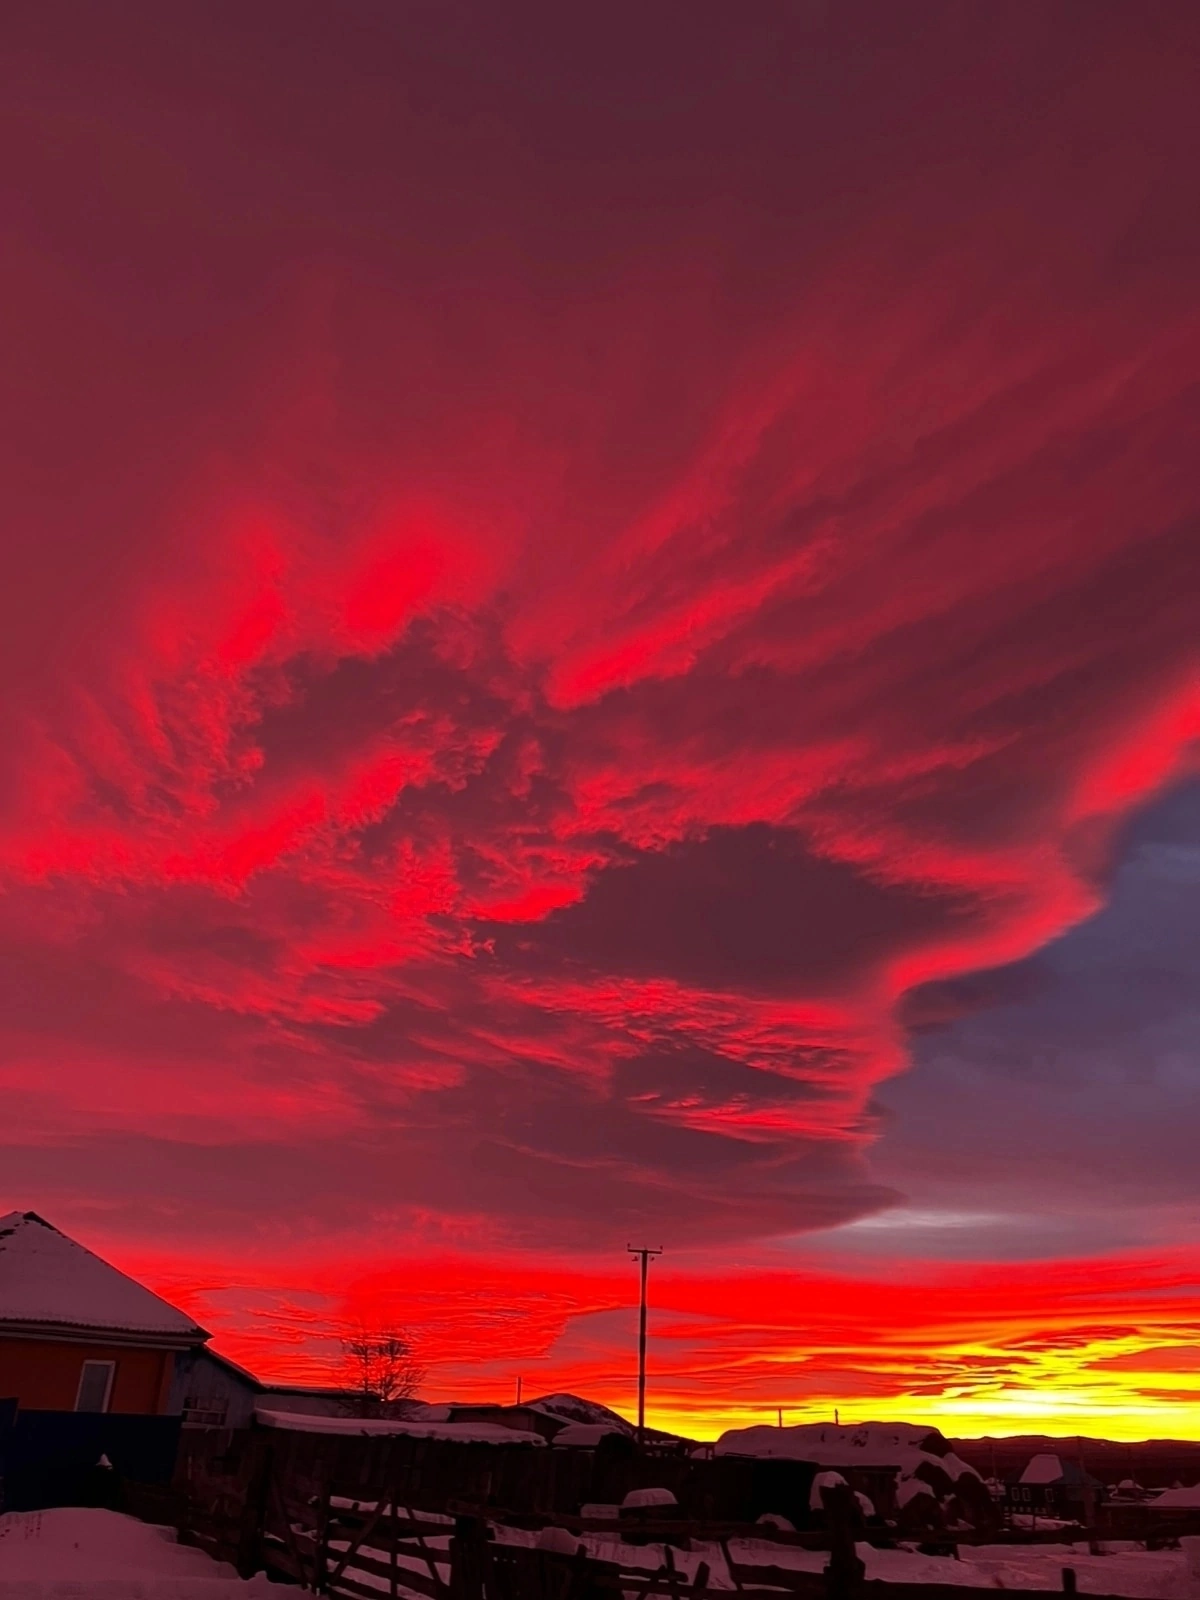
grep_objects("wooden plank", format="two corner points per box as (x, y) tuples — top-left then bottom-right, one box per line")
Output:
(324, 1540), (445, 1598)
(724, 1563), (825, 1596)
(329, 1495), (395, 1588)
(449, 1501), (822, 1544)
(267, 1475), (315, 1590)
(720, 1539), (747, 1595)
(411, 1519), (451, 1597)
(330, 1570), (439, 1600)
(331, 1511), (456, 1544)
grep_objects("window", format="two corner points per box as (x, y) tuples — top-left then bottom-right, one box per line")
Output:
(75, 1359), (116, 1413)
(182, 1394), (229, 1428)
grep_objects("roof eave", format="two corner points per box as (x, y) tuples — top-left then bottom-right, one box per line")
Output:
(0, 1318), (209, 1351)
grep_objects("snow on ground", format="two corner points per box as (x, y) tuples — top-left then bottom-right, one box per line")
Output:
(592, 1536), (1200, 1597)
(0, 1509), (276, 1599)
(12, 1502), (1197, 1600)
(351, 1516), (1200, 1599)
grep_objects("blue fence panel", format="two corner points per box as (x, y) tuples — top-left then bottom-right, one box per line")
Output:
(0, 1410), (182, 1511)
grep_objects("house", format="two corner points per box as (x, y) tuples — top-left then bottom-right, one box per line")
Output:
(0, 1211), (207, 1416)
(168, 1345), (360, 1428)
(1008, 1453), (1104, 1518)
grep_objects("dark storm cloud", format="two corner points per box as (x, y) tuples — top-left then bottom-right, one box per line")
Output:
(485, 825), (975, 994)
(0, 0), (1196, 1331)
(861, 780), (1200, 1257)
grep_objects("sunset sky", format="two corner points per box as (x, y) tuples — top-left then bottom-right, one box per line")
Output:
(3, 1), (1200, 1442)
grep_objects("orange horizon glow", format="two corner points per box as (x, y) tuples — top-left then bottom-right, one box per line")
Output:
(115, 1239), (1200, 1444)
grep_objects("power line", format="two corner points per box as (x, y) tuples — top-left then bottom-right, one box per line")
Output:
(626, 1245), (662, 1445)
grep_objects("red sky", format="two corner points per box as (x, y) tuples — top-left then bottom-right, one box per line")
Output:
(3, 0), (1200, 1439)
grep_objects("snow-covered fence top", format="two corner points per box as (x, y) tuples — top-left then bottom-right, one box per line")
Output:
(254, 1407), (547, 1446)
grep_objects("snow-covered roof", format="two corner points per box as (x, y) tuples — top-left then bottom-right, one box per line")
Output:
(254, 1409), (547, 1445)
(1021, 1454), (1066, 1485)
(1150, 1485), (1200, 1508)
(715, 1421), (979, 1483)
(897, 1477), (935, 1508)
(0, 1212), (206, 1343)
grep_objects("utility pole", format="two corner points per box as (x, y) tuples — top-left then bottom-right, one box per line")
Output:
(627, 1245), (662, 1445)
(515, 1375), (522, 1405)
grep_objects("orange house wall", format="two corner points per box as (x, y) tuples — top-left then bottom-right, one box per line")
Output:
(0, 1338), (175, 1413)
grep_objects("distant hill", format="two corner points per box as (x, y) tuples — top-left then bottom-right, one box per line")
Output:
(527, 1393), (686, 1444)
(951, 1434), (1200, 1489)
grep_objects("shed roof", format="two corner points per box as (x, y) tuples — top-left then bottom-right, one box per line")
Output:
(0, 1211), (207, 1344)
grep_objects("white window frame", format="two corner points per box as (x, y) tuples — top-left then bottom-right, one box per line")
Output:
(75, 1359), (116, 1413)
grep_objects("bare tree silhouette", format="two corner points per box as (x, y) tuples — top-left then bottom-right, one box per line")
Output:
(338, 1323), (425, 1418)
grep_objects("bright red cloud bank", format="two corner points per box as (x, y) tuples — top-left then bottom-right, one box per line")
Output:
(2, 1), (1199, 1437)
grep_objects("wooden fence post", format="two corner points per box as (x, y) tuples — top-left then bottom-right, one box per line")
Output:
(390, 1489), (399, 1600)
(315, 1482), (331, 1596)
(823, 1485), (865, 1600)
(1062, 1568), (1077, 1595)
(236, 1431), (274, 1580)
(449, 1513), (488, 1600)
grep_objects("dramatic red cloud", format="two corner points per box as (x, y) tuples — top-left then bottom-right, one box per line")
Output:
(2, 1), (1199, 1432)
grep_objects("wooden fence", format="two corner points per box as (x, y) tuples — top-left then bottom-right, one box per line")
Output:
(151, 1428), (1200, 1600)
(251, 1491), (1136, 1600)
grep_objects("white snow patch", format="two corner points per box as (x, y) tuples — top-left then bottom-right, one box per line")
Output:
(896, 1477), (935, 1508)
(810, 1470), (849, 1510)
(620, 1488), (677, 1510)
(0, 1507), (274, 1597)
(757, 1513), (796, 1533)
(536, 1527), (581, 1555)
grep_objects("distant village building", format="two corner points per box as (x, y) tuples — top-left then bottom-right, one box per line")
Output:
(1008, 1453), (1104, 1519)
(168, 1346), (357, 1429)
(442, 1402), (566, 1440)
